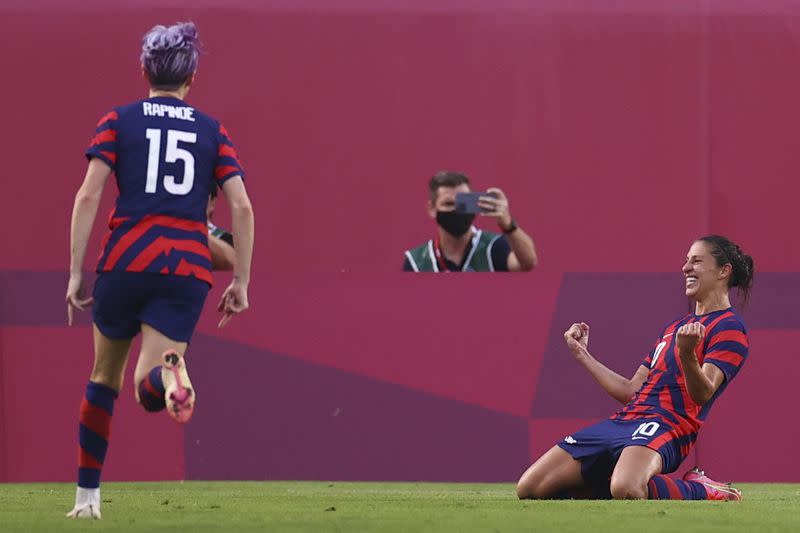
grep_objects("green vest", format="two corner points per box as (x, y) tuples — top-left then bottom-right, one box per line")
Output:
(404, 229), (502, 272)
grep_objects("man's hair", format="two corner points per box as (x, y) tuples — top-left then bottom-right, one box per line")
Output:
(428, 171), (470, 202)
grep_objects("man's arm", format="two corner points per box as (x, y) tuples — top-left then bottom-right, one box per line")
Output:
(504, 227), (538, 272)
(564, 322), (648, 404)
(477, 187), (537, 271)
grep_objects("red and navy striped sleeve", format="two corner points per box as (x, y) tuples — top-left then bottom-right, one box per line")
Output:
(85, 111), (118, 169)
(641, 343), (657, 369)
(703, 318), (749, 383)
(215, 124), (245, 185)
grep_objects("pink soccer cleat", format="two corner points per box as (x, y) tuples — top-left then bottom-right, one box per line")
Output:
(162, 350), (195, 424)
(683, 467), (742, 501)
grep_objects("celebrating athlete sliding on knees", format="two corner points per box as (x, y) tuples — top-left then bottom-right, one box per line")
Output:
(517, 236), (753, 501)
(65, 22), (255, 519)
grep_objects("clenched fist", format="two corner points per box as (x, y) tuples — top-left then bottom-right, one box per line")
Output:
(564, 322), (590, 357)
(676, 322), (705, 355)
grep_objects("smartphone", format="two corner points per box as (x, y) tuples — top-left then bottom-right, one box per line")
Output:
(455, 191), (496, 214)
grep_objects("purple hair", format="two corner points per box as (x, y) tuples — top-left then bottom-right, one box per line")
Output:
(141, 22), (200, 90)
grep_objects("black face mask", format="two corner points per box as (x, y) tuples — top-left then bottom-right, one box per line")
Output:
(436, 210), (475, 237)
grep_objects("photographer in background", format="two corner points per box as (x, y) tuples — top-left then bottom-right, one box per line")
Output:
(403, 171), (538, 272)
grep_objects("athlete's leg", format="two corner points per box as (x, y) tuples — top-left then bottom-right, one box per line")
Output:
(133, 323), (187, 391)
(614, 421), (741, 501)
(646, 470), (711, 500)
(132, 275), (207, 420)
(611, 444), (738, 500)
(89, 326), (134, 390)
(68, 326), (133, 519)
(609, 445), (662, 499)
(516, 446), (586, 499)
(133, 323), (193, 422)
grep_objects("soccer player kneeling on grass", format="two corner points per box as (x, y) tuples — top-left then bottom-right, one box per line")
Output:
(65, 22), (255, 519)
(517, 236), (753, 501)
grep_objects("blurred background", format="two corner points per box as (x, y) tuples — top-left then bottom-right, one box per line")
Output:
(1, 0), (798, 484)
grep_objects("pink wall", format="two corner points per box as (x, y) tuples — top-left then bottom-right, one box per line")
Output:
(1, 1), (798, 483)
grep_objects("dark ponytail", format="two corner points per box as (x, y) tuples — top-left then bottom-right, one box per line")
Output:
(698, 235), (755, 305)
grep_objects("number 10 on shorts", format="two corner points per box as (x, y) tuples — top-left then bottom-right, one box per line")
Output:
(631, 421), (660, 440)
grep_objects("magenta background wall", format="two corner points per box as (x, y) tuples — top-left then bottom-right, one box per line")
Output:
(1, 1), (798, 483)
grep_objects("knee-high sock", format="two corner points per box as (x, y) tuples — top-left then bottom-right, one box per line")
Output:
(138, 366), (166, 412)
(78, 381), (117, 489)
(647, 475), (708, 500)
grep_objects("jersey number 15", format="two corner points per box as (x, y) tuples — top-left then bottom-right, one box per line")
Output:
(145, 128), (197, 195)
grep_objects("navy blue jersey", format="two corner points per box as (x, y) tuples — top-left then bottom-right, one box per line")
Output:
(612, 308), (749, 458)
(86, 96), (244, 285)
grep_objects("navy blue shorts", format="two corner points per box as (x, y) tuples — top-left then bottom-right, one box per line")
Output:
(557, 418), (686, 488)
(92, 271), (209, 342)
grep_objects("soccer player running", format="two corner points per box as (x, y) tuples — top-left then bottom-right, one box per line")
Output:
(65, 22), (254, 518)
(517, 236), (753, 501)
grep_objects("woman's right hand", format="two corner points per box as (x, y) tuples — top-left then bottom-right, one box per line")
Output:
(66, 273), (94, 326)
(217, 278), (249, 328)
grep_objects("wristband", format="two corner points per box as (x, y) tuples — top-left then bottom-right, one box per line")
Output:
(500, 219), (518, 234)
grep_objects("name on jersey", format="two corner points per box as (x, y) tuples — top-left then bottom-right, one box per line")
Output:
(142, 102), (195, 122)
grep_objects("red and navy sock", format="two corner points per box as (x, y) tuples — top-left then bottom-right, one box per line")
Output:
(647, 475), (708, 500)
(77, 381), (117, 489)
(138, 366), (166, 412)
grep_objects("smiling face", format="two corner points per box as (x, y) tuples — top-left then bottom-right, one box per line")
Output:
(682, 240), (732, 301)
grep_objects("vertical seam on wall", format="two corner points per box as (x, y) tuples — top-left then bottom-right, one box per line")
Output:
(695, 0), (712, 468)
(528, 272), (567, 419)
(0, 294), (6, 482)
(700, 0), (712, 236)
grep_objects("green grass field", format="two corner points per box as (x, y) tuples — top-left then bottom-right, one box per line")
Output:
(1, 482), (799, 532)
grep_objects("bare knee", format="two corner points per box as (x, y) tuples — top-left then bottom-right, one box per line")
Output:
(609, 478), (647, 500)
(610, 445), (663, 500)
(516, 472), (559, 500)
(517, 446), (584, 500)
(516, 479), (540, 499)
(516, 477), (534, 499)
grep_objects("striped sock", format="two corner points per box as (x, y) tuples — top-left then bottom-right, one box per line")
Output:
(138, 366), (166, 412)
(77, 381), (117, 489)
(647, 475), (708, 500)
